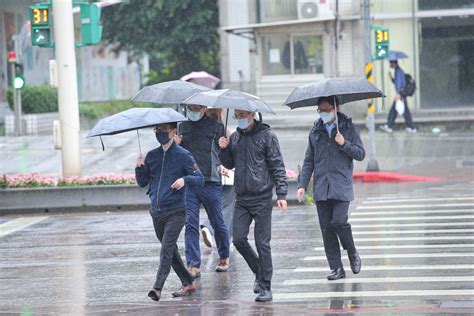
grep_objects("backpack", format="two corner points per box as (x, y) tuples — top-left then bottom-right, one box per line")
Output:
(402, 74), (416, 97)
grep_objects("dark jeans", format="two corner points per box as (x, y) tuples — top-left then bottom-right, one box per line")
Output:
(387, 96), (415, 129)
(185, 182), (230, 268)
(202, 185), (236, 239)
(151, 209), (194, 290)
(233, 196), (273, 290)
(316, 200), (357, 270)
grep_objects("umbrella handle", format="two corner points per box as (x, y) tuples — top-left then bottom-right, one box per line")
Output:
(137, 130), (142, 155)
(99, 136), (105, 151)
(334, 96), (339, 134)
(224, 109), (229, 133)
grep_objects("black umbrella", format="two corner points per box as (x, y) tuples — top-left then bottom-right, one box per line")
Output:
(87, 108), (187, 153)
(131, 80), (211, 104)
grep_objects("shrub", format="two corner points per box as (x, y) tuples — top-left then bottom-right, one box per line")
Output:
(6, 85), (58, 114)
(79, 100), (153, 120)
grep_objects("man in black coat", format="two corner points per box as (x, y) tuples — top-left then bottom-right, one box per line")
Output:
(297, 96), (364, 280)
(219, 109), (288, 302)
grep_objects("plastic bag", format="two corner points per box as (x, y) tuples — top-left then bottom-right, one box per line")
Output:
(395, 99), (405, 115)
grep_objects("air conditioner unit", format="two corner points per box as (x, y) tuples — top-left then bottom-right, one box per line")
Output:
(297, 0), (333, 20)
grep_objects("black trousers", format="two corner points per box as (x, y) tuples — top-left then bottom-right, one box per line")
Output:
(151, 209), (193, 290)
(316, 200), (357, 270)
(233, 196), (273, 290)
(387, 96), (415, 129)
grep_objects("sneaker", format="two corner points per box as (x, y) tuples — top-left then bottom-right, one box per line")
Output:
(379, 124), (393, 133)
(405, 127), (417, 133)
(215, 257), (230, 272)
(187, 267), (201, 279)
(200, 226), (213, 248)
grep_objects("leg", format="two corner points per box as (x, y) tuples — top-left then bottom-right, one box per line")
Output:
(201, 182), (230, 260)
(252, 197), (273, 291)
(233, 199), (259, 275)
(386, 100), (398, 128)
(402, 97), (415, 129)
(331, 201), (356, 255)
(185, 186), (201, 268)
(316, 200), (343, 270)
(221, 185), (236, 239)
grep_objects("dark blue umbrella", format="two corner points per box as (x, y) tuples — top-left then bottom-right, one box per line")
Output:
(87, 107), (187, 153)
(386, 50), (408, 61)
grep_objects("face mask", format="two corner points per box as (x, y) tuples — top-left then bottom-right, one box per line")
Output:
(187, 110), (201, 122)
(319, 111), (335, 124)
(155, 131), (170, 145)
(237, 118), (250, 130)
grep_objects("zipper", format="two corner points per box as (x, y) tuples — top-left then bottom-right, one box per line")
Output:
(156, 151), (166, 210)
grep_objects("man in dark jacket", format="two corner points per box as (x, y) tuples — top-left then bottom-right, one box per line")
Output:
(176, 104), (230, 277)
(136, 122), (204, 301)
(297, 96), (364, 281)
(219, 109), (288, 302)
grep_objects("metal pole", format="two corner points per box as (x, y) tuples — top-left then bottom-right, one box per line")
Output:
(10, 62), (20, 136)
(53, 0), (81, 176)
(411, 0), (418, 110)
(363, 0), (379, 171)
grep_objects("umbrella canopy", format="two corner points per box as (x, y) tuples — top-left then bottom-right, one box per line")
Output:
(284, 77), (384, 109)
(131, 80), (211, 104)
(386, 50), (408, 61)
(87, 107), (187, 138)
(180, 71), (221, 89)
(182, 89), (275, 114)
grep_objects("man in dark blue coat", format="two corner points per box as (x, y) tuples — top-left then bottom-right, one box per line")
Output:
(297, 96), (364, 281)
(136, 122), (204, 301)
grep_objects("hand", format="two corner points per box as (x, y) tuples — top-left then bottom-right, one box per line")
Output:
(171, 178), (185, 190)
(335, 132), (345, 146)
(296, 188), (306, 203)
(219, 165), (230, 177)
(219, 136), (229, 149)
(277, 199), (288, 213)
(395, 94), (401, 101)
(387, 71), (392, 79)
(137, 154), (145, 167)
(174, 135), (183, 144)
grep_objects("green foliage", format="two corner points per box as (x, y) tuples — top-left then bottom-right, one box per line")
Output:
(144, 68), (173, 86)
(6, 85), (58, 114)
(101, 0), (220, 80)
(79, 100), (152, 120)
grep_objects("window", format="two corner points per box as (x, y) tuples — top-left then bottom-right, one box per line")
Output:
(419, 0), (474, 10)
(260, 0), (298, 23)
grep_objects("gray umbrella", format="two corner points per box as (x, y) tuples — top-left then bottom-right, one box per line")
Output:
(284, 77), (384, 109)
(87, 107), (187, 153)
(131, 80), (211, 104)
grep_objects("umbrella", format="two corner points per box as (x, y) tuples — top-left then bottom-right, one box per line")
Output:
(180, 71), (221, 89)
(182, 89), (275, 130)
(87, 107), (187, 153)
(386, 50), (408, 61)
(131, 80), (211, 105)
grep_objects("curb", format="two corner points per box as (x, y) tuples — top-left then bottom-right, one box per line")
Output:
(353, 172), (444, 182)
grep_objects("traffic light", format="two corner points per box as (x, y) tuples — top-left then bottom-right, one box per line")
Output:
(14, 63), (25, 89)
(374, 28), (390, 60)
(29, 4), (53, 47)
(80, 3), (102, 45)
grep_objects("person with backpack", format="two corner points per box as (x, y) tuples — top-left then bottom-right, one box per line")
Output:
(380, 59), (417, 133)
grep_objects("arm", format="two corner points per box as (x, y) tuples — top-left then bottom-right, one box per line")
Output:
(218, 134), (235, 170)
(135, 153), (151, 187)
(339, 125), (366, 161)
(266, 133), (288, 200)
(298, 135), (315, 190)
(182, 152), (205, 187)
(395, 69), (406, 94)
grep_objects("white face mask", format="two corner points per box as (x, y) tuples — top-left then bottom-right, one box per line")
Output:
(319, 111), (335, 124)
(237, 118), (250, 129)
(187, 110), (201, 122)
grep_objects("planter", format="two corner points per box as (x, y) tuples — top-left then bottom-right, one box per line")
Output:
(0, 181), (300, 215)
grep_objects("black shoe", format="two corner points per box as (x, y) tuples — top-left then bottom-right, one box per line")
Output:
(255, 288), (273, 302)
(253, 279), (260, 294)
(349, 252), (361, 274)
(327, 267), (346, 281)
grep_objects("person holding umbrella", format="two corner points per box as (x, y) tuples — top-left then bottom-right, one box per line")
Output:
(135, 121), (204, 301)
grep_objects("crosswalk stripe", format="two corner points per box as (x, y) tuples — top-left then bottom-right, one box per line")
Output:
(366, 194), (472, 201)
(282, 276), (474, 285)
(294, 264), (474, 273)
(351, 215), (474, 222)
(352, 209), (474, 216)
(352, 229), (474, 235)
(357, 203), (474, 210)
(352, 222), (474, 228)
(353, 236), (474, 242)
(314, 244), (474, 251)
(362, 197), (474, 204)
(303, 253), (474, 261)
(0, 217), (49, 237)
(273, 290), (474, 300)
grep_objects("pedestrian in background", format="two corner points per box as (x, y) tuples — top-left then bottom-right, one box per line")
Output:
(380, 59), (417, 133)
(176, 104), (231, 278)
(219, 109), (288, 302)
(297, 96), (364, 281)
(136, 122), (204, 301)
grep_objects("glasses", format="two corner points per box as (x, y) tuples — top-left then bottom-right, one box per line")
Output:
(187, 105), (203, 112)
(153, 127), (172, 133)
(233, 113), (251, 119)
(317, 107), (333, 113)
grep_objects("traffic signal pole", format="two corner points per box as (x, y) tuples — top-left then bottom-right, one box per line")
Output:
(53, 0), (81, 176)
(363, 0), (379, 172)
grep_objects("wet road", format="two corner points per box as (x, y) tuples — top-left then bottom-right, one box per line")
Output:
(1, 181), (474, 315)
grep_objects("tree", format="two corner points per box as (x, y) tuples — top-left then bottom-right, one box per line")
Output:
(101, 0), (220, 82)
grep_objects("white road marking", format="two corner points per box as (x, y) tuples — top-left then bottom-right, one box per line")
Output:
(352, 222), (474, 228)
(362, 197), (474, 204)
(273, 290), (474, 300)
(352, 228), (474, 235)
(357, 203), (474, 210)
(283, 276), (474, 285)
(303, 253), (474, 261)
(365, 194), (472, 201)
(350, 215), (474, 222)
(0, 217), (48, 237)
(314, 244), (474, 251)
(294, 264), (474, 273)
(352, 209), (474, 216)
(353, 236), (474, 242)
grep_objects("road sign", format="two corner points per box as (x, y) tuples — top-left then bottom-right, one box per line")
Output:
(29, 4), (53, 47)
(374, 28), (390, 60)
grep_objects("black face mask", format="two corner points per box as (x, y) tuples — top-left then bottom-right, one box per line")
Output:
(155, 131), (170, 145)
